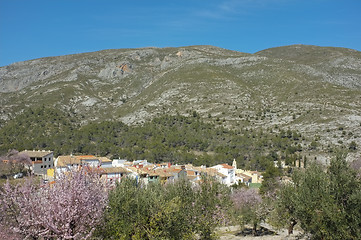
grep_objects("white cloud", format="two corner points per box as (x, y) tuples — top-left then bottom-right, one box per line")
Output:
(194, 0), (292, 20)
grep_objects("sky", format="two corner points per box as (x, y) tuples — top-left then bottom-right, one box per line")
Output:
(1, 0), (360, 67)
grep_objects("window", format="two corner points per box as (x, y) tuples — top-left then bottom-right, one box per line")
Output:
(41, 166), (43, 168)
(49, 165), (51, 168)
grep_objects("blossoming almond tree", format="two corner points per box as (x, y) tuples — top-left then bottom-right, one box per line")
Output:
(231, 188), (266, 235)
(0, 149), (31, 177)
(0, 169), (107, 239)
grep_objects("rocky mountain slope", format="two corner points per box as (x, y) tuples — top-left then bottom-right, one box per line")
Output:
(1, 44), (360, 158)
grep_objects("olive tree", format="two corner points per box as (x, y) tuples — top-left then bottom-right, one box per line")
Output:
(96, 177), (231, 240)
(276, 154), (361, 239)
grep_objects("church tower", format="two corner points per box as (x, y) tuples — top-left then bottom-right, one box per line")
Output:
(232, 158), (237, 169)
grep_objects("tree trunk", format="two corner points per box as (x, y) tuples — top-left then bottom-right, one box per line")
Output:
(252, 222), (257, 236)
(288, 218), (297, 235)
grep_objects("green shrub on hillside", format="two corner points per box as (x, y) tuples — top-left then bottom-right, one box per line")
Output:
(0, 107), (306, 170)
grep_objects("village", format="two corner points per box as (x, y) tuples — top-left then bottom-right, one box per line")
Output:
(19, 149), (263, 188)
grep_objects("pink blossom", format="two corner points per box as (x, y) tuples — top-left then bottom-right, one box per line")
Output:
(231, 188), (262, 209)
(0, 169), (107, 239)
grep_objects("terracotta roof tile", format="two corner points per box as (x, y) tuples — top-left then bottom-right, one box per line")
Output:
(220, 164), (234, 169)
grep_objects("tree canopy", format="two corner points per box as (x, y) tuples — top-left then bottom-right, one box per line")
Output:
(276, 153), (361, 239)
(0, 107), (307, 170)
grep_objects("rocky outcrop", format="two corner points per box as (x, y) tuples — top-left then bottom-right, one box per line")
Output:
(0, 45), (360, 155)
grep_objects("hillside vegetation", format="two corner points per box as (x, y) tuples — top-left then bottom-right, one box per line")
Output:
(0, 107), (309, 170)
(0, 45), (360, 159)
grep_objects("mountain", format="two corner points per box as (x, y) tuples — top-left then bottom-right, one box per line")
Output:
(0, 45), (360, 158)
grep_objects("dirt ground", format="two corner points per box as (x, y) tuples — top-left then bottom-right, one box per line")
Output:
(217, 224), (310, 240)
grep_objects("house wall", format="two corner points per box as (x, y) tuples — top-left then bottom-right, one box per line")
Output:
(212, 165), (236, 186)
(112, 159), (127, 167)
(236, 169), (262, 183)
(55, 167), (69, 176)
(101, 162), (113, 168)
(82, 160), (99, 167)
(32, 153), (54, 175)
(148, 176), (159, 183)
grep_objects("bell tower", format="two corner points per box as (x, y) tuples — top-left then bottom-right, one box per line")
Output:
(232, 159), (237, 169)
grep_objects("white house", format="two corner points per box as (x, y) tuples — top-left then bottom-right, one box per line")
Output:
(55, 155), (112, 175)
(211, 163), (236, 186)
(112, 159), (127, 167)
(100, 166), (130, 183)
(54, 155), (81, 175)
(77, 155), (100, 167)
(235, 169), (263, 184)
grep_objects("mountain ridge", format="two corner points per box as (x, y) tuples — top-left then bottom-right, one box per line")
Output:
(0, 44), (360, 159)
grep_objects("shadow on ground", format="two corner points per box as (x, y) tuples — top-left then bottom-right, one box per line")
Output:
(235, 226), (277, 237)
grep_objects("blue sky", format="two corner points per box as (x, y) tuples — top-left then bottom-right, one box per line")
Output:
(1, 0), (360, 66)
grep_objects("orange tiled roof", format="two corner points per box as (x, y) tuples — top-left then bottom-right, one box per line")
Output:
(157, 169), (173, 177)
(186, 170), (196, 176)
(167, 168), (182, 173)
(220, 164), (234, 169)
(143, 169), (158, 176)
